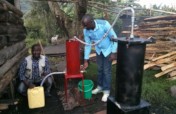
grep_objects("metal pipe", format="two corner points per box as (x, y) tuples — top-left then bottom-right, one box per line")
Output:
(74, 7), (135, 45)
(40, 70), (86, 86)
(113, 7), (135, 39)
(40, 72), (65, 86)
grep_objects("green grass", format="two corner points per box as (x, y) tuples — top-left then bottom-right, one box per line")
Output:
(83, 62), (98, 80)
(84, 62), (176, 114)
(142, 70), (176, 105)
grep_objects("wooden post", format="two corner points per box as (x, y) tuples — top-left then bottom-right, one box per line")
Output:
(0, 0), (23, 17)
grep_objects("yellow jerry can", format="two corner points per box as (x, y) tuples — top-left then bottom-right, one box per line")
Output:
(27, 86), (45, 109)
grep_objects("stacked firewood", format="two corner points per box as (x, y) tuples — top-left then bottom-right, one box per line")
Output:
(134, 15), (176, 57)
(134, 15), (176, 39)
(0, 0), (27, 95)
(134, 15), (176, 78)
(144, 51), (176, 79)
(0, 0), (26, 49)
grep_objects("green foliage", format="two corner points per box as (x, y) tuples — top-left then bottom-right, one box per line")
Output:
(25, 37), (48, 48)
(59, 3), (75, 19)
(23, 1), (59, 46)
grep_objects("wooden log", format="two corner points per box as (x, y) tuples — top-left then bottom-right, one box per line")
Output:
(150, 9), (176, 15)
(134, 33), (164, 38)
(139, 23), (176, 29)
(146, 49), (170, 54)
(112, 60), (117, 65)
(0, 34), (26, 47)
(146, 51), (170, 57)
(144, 15), (176, 22)
(148, 49), (171, 53)
(156, 55), (176, 63)
(121, 31), (131, 34)
(0, 61), (19, 94)
(14, 0), (20, 10)
(144, 63), (156, 70)
(156, 64), (166, 67)
(161, 62), (176, 71)
(137, 27), (176, 31)
(167, 76), (176, 81)
(145, 52), (156, 60)
(146, 45), (176, 52)
(89, 53), (96, 58)
(155, 67), (176, 78)
(146, 47), (158, 51)
(144, 54), (176, 70)
(0, 0), (23, 17)
(154, 40), (174, 44)
(134, 31), (176, 38)
(0, 104), (8, 110)
(8, 33), (26, 43)
(0, 12), (23, 24)
(155, 55), (176, 64)
(0, 41), (25, 66)
(0, 99), (19, 105)
(135, 34), (175, 39)
(167, 37), (176, 43)
(147, 42), (176, 49)
(152, 51), (176, 61)
(0, 2), (8, 12)
(0, 24), (26, 34)
(146, 64), (166, 69)
(8, 26), (26, 34)
(0, 7), (5, 12)
(139, 20), (176, 27)
(0, 36), (8, 49)
(0, 47), (28, 78)
(169, 71), (176, 77)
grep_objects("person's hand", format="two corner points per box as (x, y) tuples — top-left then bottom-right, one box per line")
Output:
(109, 53), (116, 61)
(28, 83), (35, 89)
(80, 65), (84, 70)
(23, 80), (35, 89)
(69, 36), (77, 41)
(83, 60), (89, 69)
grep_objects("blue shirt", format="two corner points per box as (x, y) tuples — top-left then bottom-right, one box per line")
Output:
(19, 56), (50, 81)
(83, 19), (118, 59)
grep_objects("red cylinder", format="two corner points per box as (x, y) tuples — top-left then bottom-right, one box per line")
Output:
(66, 40), (81, 75)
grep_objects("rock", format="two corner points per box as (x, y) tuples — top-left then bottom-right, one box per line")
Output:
(170, 85), (176, 97)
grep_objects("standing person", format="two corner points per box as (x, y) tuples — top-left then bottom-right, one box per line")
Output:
(18, 44), (53, 97)
(81, 14), (118, 102)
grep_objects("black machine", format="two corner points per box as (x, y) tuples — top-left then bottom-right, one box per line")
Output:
(107, 37), (155, 114)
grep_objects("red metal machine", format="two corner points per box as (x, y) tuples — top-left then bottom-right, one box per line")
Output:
(66, 40), (81, 75)
(65, 40), (84, 102)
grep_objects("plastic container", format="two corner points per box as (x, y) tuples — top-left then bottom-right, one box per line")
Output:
(78, 80), (94, 99)
(27, 86), (45, 109)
